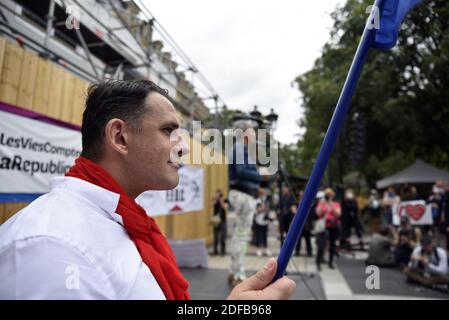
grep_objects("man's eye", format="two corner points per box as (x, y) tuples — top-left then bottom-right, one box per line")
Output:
(163, 128), (173, 135)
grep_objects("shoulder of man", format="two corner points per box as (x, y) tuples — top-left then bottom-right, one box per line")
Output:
(0, 234), (116, 299)
(0, 189), (141, 299)
(435, 247), (447, 259)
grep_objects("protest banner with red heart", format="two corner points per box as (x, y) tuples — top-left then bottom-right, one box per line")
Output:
(393, 200), (433, 225)
(405, 204), (426, 221)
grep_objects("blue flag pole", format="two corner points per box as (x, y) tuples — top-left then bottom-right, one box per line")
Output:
(274, 0), (421, 281)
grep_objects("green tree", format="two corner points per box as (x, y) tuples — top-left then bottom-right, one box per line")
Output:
(293, 0), (449, 188)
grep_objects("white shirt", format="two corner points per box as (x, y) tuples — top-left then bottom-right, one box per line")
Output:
(0, 177), (166, 300)
(410, 246), (448, 275)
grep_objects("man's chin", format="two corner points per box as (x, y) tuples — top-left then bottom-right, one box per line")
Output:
(158, 176), (179, 190)
(141, 173), (179, 191)
(167, 179), (179, 190)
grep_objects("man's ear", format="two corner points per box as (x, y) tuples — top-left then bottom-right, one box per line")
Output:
(104, 118), (129, 155)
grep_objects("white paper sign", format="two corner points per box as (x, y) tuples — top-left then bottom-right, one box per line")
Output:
(136, 165), (204, 216)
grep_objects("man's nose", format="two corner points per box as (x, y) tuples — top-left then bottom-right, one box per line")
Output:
(179, 138), (190, 157)
(171, 136), (190, 159)
(170, 129), (190, 158)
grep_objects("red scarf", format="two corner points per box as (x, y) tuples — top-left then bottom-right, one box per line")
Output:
(66, 156), (190, 300)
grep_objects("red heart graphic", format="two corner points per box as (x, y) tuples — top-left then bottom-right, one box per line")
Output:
(405, 204), (425, 221)
(170, 204), (183, 213)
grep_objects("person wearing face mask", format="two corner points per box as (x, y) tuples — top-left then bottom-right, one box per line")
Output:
(341, 189), (364, 251)
(315, 188), (341, 270)
(382, 186), (401, 225)
(364, 189), (384, 234)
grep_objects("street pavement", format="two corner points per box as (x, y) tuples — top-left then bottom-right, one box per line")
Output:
(181, 233), (449, 300)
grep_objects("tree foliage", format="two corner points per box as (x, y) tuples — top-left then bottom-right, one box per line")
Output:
(292, 0), (449, 187)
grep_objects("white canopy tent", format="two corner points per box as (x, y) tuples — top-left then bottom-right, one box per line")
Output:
(376, 159), (449, 189)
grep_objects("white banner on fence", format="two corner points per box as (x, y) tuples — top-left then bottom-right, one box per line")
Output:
(0, 109), (82, 193)
(392, 200), (433, 226)
(136, 165), (204, 216)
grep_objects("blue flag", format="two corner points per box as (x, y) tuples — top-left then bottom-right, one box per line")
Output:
(274, 0), (423, 282)
(374, 0), (422, 50)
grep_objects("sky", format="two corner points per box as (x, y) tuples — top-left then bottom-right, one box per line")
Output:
(143, 0), (347, 145)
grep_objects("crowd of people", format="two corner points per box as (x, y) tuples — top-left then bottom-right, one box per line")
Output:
(211, 180), (449, 292)
(216, 109), (449, 294)
(364, 182), (449, 292)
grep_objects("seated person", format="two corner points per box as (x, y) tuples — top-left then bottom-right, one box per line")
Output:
(393, 215), (421, 268)
(404, 234), (449, 290)
(396, 215), (422, 245)
(366, 225), (395, 267)
(394, 229), (415, 268)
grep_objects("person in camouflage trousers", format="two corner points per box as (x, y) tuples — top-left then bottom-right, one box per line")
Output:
(227, 120), (263, 287)
(229, 189), (257, 283)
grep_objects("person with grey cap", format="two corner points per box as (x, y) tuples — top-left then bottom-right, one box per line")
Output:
(227, 119), (266, 286)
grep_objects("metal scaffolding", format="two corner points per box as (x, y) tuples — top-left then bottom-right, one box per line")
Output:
(0, 0), (226, 121)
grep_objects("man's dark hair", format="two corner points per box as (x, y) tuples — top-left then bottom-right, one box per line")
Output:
(81, 79), (169, 160)
(421, 233), (433, 247)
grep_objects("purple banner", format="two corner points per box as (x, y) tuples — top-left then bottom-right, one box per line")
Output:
(0, 101), (81, 132)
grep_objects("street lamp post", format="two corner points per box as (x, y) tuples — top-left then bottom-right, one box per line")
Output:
(266, 108), (279, 130)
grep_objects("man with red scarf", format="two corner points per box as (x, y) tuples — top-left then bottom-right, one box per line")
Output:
(0, 80), (295, 299)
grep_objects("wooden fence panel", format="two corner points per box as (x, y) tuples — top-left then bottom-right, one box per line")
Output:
(0, 38), (6, 80)
(169, 144), (228, 242)
(0, 204), (5, 225)
(154, 215), (167, 237)
(71, 78), (87, 125)
(17, 50), (38, 110)
(59, 71), (76, 122)
(0, 41), (23, 105)
(2, 203), (27, 224)
(32, 56), (52, 115)
(47, 64), (65, 118)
